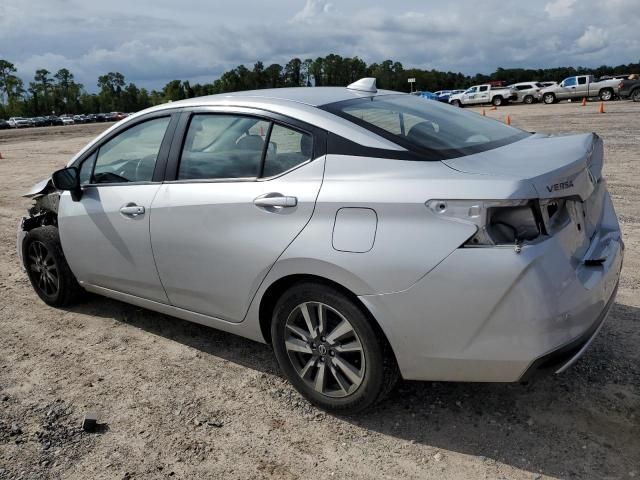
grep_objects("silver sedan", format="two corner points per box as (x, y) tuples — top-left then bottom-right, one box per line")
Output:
(18, 78), (623, 413)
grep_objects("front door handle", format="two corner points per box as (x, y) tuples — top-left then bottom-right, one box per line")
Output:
(254, 194), (298, 208)
(120, 204), (145, 216)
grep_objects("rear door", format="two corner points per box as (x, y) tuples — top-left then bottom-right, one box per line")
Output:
(576, 76), (589, 97)
(150, 109), (325, 322)
(477, 85), (490, 103)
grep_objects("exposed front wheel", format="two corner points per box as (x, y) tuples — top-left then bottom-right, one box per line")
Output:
(271, 283), (398, 413)
(450, 100), (462, 107)
(23, 226), (83, 307)
(631, 89), (640, 102)
(523, 95), (534, 104)
(543, 93), (556, 104)
(599, 89), (613, 101)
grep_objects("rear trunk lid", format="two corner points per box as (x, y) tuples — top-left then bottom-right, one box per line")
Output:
(443, 133), (606, 259)
(442, 133), (602, 201)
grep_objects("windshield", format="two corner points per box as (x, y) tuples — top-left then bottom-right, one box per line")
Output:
(321, 94), (530, 160)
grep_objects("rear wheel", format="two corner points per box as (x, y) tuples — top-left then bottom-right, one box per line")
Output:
(523, 95), (534, 104)
(271, 283), (398, 413)
(631, 89), (640, 102)
(23, 226), (83, 307)
(599, 88), (613, 101)
(543, 93), (556, 104)
(492, 96), (503, 106)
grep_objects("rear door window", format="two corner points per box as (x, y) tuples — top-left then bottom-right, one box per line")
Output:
(262, 124), (312, 177)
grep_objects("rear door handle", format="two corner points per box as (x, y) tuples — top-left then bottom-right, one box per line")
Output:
(254, 194), (298, 208)
(120, 204), (145, 216)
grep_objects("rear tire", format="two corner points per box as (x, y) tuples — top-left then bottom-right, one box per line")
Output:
(523, 95), (534, 104)
(632, 89), (640, 102)
(271, 283), (398, 414)
(543, 93), (556, 104)
(23, 226), (83, 307)
(492, 96), (503, 107)
(599, 88), (613, 101)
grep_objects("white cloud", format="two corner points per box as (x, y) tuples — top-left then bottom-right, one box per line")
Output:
(292, 0), (333, 23)
(544, 0), (576, 18)
(1, 0), (638, 91)
(576, 25), (609, 52)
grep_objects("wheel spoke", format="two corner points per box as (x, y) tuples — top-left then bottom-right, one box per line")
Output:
(334, 340), (362, 354)
(317, 303), (325, 336)
(286, 323), (311, 342)
(314, 362), (326, 393)
(332, 355), (363, 385)
(299, 356), (318, 378)
(285, 338), (313, 354)
(299, 303), (315, 336)
(328, 361), (350, 394)
(325, 319), (354, 344)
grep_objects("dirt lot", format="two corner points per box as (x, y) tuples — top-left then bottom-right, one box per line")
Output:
(1, 102), (639, 480)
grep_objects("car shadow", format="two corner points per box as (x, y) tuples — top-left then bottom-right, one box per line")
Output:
(67, 297), (640, 479)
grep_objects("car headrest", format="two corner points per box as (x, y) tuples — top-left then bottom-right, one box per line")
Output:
(237, 135), (264, 151)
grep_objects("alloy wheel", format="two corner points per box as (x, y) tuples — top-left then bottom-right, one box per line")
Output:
(27, 241), (59, 298)
(284, 301), (365, 398)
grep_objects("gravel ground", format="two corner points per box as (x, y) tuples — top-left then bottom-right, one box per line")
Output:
(0, 102), (639, 480)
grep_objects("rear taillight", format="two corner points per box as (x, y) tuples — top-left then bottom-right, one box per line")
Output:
(426, 200), (542, 246)
(619, 81), (624, 88)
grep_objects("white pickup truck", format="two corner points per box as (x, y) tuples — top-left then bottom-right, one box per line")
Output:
(540, 75), (620, 104)
(448, 84), (517, 107)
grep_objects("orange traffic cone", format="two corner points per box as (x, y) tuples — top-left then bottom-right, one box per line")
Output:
(481, 109), (486, 116)
(598, 102), (605, 113)
(581, 97), (587, 106)
(490, 106), (497, 111)
(505, 115), (511, 125)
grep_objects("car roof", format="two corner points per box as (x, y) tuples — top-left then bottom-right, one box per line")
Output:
(68, 85), (409, 165)
(157, 86), (400, 110)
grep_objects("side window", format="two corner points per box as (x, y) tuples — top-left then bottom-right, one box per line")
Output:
(262, 124), (313, 177)
(78, 151), (97, 185)
(179, 114), (270, 180)
(479, 86), (489, 92)
(93, 117), (170, 184)
(564, 77), (577, 87)
(577, 77), (587, 85)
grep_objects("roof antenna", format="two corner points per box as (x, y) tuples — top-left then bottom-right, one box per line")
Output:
(347, 78), (377, 93)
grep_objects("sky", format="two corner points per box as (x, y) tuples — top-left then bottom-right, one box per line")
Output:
(1, 0), (638, 92)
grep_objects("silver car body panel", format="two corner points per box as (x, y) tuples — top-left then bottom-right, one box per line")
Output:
(150, 155), (326, 322)
(58, 185), (169, 303)
(19, 86), (623, 383)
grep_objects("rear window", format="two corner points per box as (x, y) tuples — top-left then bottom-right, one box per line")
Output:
(321, 94), (529, 160)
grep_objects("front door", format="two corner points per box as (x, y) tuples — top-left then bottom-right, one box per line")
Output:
(59, 115), (173, 303)
(150, 113), (324, 322)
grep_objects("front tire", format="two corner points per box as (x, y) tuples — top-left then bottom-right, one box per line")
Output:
(631, 89), (640, 102)
(450, 100), (462, 107)
(271, 283), (398, 414)
(23, 226), (83, 307)
(523, 95), (534, 104)
(543, 93), (556, 104)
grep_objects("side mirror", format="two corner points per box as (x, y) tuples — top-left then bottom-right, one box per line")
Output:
(51, 166), (82, 201)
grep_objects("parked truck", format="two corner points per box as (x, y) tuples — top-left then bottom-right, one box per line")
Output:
(540, 75), (620, 104)
(448, 84), (517, 107)
(618, 76), (640, 102)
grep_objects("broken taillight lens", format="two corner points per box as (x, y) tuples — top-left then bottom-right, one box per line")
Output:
(426, 199), (542, 246)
